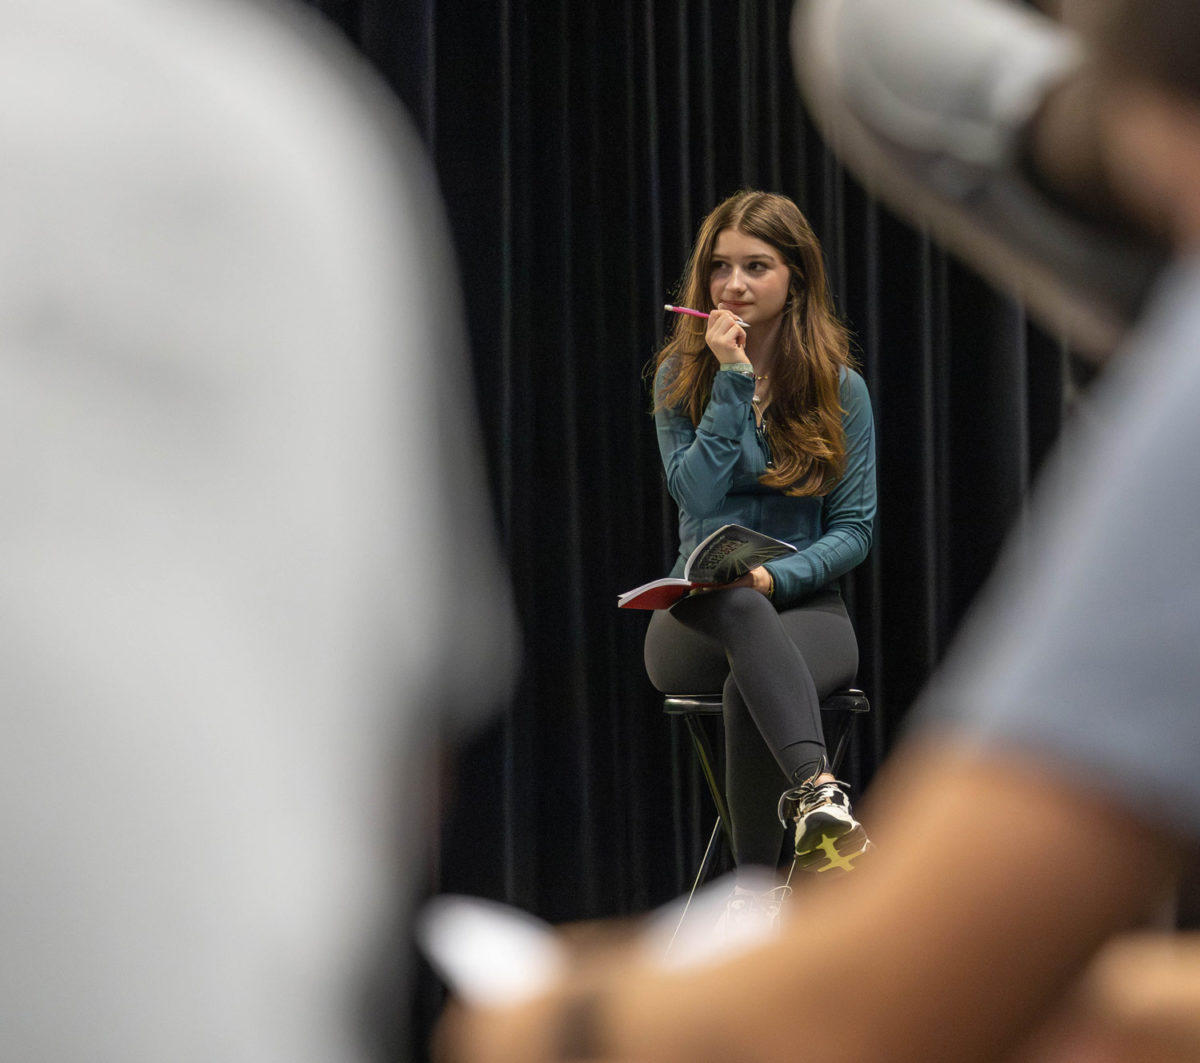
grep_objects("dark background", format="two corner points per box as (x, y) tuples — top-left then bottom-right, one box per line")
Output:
(300, 0), (1086, 1055)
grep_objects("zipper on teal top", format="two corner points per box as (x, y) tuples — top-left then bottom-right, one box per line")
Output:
(756, 415), (774, 468)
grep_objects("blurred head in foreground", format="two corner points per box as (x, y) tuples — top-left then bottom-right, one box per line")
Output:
(0, 1), (516, 1060)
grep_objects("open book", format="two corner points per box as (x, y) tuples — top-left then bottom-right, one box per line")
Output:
(617, 524), (796, 609)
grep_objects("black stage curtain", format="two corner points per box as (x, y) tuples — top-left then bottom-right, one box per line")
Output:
(301, 0), (1087, 1050)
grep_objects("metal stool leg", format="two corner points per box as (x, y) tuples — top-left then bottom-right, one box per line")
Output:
(678, 708), (732, 845)
(662, 817), (724, 956)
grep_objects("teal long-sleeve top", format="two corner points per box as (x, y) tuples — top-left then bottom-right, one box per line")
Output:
(654, 360), (877, 607)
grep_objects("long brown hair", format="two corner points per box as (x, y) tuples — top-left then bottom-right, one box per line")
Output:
(653, 190), (855, 496)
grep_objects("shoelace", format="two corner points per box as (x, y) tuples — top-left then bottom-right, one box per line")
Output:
(760, 883), (793, 914)
(776, 774), (851, 826)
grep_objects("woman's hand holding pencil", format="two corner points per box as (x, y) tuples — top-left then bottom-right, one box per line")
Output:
(664, 303), (749, 327)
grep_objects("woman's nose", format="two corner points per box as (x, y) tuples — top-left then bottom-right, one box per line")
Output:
(723, 267), (747, 291)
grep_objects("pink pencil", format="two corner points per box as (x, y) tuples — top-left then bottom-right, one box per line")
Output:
(664, 304), (749, 326)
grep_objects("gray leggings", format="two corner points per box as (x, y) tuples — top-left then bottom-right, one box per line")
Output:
(644, 585), (858, 869)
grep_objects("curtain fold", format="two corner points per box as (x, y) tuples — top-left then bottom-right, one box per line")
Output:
(303, 0), (1079, 1044)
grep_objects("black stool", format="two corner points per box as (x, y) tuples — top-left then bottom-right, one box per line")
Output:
(664, 689), (870, 897)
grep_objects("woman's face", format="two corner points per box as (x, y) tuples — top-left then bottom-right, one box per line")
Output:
(708, 228), (792, 329)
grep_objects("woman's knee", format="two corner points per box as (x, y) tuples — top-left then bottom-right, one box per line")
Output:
(681, 585), (774, 632)
(644, 608), (729, 692)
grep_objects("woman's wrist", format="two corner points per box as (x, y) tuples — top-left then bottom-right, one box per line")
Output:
(753, 566), (775, 599)
(718, 361), (755, 376)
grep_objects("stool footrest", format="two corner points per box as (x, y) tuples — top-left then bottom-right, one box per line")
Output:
(664, 688), (868, 716)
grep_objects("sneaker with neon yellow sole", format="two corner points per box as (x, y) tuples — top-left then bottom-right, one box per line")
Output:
(778, 776), (873, 874)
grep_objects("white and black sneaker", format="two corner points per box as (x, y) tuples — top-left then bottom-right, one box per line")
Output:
(716, 883), (794, 938)
(778, 773), (872, 874)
